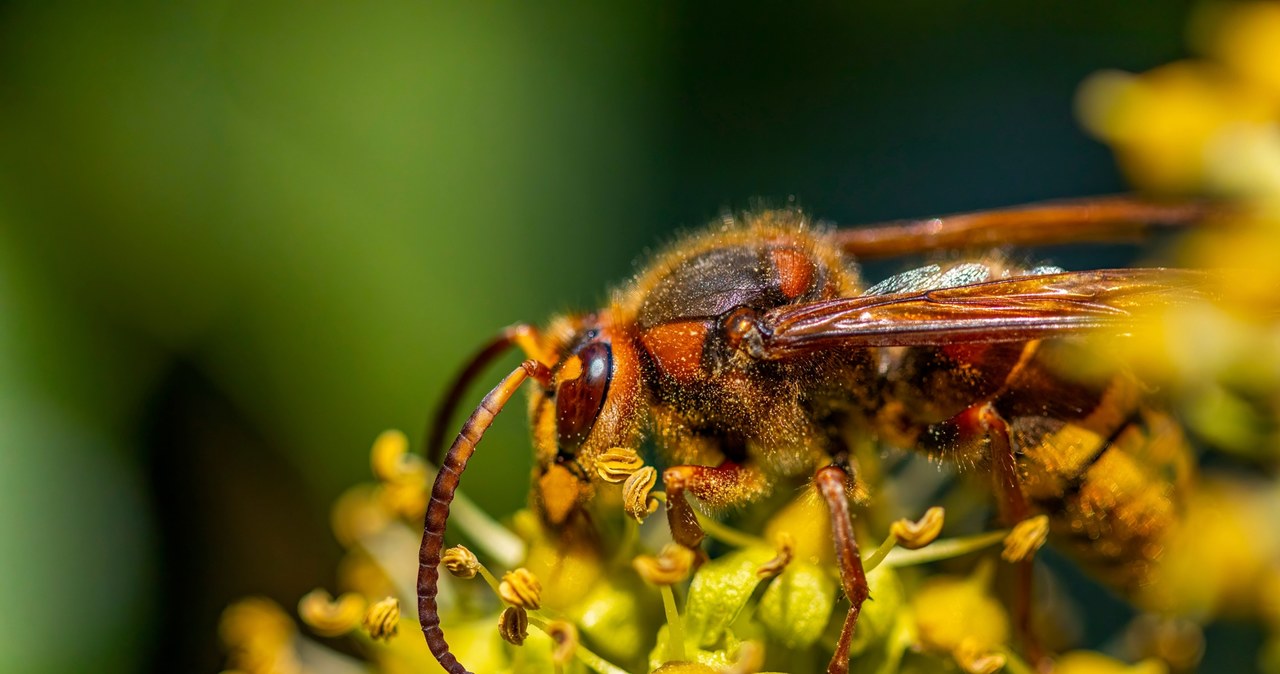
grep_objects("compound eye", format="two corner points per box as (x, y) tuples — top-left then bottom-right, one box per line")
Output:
(555, 341), (612, 452)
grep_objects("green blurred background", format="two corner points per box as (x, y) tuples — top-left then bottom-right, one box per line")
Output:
(0, 2), (1202, 672)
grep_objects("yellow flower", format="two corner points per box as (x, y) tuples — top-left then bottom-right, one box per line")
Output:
(1078, 2), (1280, 194)
(910, 561), (1010, 662)
(218, 598), (302, 674)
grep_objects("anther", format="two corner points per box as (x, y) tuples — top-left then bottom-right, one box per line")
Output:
(441, 544), (480, 579)
(370, 429), (416, 482)
(547, 620), (579, 665)
(218, 598), (299, 674)
(362, 596), (400, 641)
(369, 429), (429, 519)
(623, 466), (660, 522)
(498, 606), (529, 646)
(633, 544), (696, 585)
(297, 589), (365, 637)
(890, 506), (946, 550)
(756, 532), (795, 579)
(596, 447), (645, 483)
(1002, 514), (1050, 563)
(499, 568), (543, 610)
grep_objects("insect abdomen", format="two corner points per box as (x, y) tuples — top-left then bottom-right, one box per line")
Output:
(882, 337), (1194, 592)
(990, 339), (1191, 589)
(1020, 408), (1193, 591)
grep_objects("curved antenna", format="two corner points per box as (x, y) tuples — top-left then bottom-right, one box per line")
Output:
(832, 195), (1216, 259)
(425, 324), (537, 466)
(417, 359), (550, 674)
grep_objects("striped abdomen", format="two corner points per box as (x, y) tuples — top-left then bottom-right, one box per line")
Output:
(879, 337), (1194, 592)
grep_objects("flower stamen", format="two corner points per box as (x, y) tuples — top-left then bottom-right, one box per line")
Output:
(755, 532), (795, 579)
(596, 447), (645, 483)
(298, 589), (366, 637)
(362, 596), (400, 641)
(499, 568), (543, 610)
(1002, 515), (1050, 563)
(633, 544), (696, 586)
(955, 638), (1007, 674)
(546, 620), (579, 666)
(890, 506), (946, 550)
(442, 544), (480, 579)
(623, 466), (660, 522)
(499, 606), (529, 646)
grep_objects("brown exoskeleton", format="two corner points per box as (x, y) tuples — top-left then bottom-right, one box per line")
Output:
(417, 197), (1216, 674)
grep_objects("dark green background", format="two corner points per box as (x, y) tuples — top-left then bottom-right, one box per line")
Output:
(0, 2), (1213, 672)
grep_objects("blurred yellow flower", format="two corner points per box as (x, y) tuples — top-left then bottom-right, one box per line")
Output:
(1054, 650), (1168, 674)
(219, 598), (303, 674)
(1078, 2), (1280, 195)
(910, 561), (1009, 669)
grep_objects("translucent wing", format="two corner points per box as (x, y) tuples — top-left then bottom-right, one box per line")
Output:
(750, 269), (1214, 358)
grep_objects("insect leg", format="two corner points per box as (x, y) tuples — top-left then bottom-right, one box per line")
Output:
(970, 403), (1046, 670)
(662, 462), (768, 548)
(815, 464), (870, 674)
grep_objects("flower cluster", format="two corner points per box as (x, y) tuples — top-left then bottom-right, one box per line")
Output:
(218, 427), (1188, 674)
(1078, 3), (1280, 669)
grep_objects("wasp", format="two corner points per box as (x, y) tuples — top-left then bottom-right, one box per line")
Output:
(416, 196), (1216, 674)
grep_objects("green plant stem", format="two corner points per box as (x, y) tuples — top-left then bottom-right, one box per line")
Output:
(610, 518), (641, 566)
(527, 614), (629, 674)
(660, 584), (687, 663)
(882, 530), (1007, 568)
(696, 513), (766, 549)
(477, 564), (504, 597)
(862, 533), (900, 572)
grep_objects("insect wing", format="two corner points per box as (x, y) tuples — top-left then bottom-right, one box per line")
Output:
(832, 196), (1214, 258)
(756, 269), (1214, 355)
